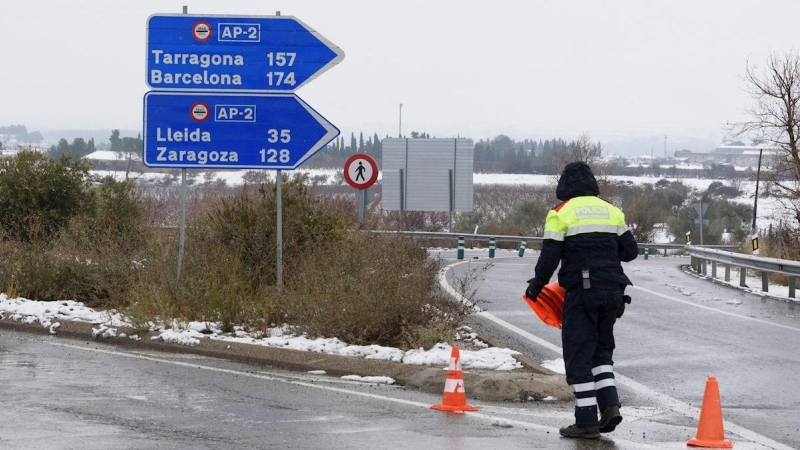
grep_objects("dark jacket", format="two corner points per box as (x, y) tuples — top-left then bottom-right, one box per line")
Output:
(530, 162), (638, 293)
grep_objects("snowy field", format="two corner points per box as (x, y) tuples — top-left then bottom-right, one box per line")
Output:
(93, 167), (794, 229)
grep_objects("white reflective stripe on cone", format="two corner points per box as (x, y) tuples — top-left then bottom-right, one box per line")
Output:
(575, 397), (598, 407)
(444, 377), (465, 393)
(450, 357), (462, 372)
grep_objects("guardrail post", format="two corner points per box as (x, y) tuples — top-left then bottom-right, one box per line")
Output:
(518, 240), (527, 257)
(644, 247), (649, 260)
(711, 260), (717, 279)
(489, 237), (496, 259)
(457, 235), (465, 260)
(740, 267), (747, 287)
(762, 271), (769, 293)
(790, 277), (796, 298)
(724, 264), (730, 282)
(702, 259), (708, 276)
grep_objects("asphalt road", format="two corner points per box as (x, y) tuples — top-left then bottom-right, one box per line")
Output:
(443, 249), (800, 450)
(0, 328), (682, 450)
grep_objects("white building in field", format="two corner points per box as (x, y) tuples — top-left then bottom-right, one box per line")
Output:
(674, 141), (781, 169)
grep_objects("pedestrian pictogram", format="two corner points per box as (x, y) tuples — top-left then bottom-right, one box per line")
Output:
(355, 162), (366, 181)
(343, 153), (378, 189)
(192, 21), (212, 41)
(190, 102), (210, 122)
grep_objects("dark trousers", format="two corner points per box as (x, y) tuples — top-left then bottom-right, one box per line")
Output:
(562, 286), (624, 427)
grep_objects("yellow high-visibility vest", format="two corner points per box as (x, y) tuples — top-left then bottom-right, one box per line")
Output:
(543, 196), (629, 242)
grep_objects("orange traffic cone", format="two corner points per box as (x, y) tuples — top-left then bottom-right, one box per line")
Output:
(430, 346), (478, 412)
(687, 376), (733, 448)
(523, 281), (565, 329)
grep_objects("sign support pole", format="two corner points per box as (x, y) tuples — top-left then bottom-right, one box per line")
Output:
(699, 200), (704, 246)
(176, 5), (189, 292)
(399, 169), (405, 231)
(276, 169), (283, 291)
(275, 10), (284, 293)
(448, 169), (454, 233)
(357, 189), (366, 225)
(177, 169), (187, 288)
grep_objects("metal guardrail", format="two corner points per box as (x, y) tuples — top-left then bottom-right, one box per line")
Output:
(686, 245), (798, 298)
(369, 230), (736, 253)
(369, 230), (796, 298)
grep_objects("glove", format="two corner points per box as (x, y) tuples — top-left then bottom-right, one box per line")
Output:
(617, 294), (632, 318)
(525, 278), (543, 301)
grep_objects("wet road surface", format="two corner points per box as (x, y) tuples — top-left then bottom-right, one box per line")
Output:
(445, 249), (800, 449)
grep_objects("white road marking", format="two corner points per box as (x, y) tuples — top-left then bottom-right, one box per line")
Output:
(44, 341), (555, 430)
(440, 258), (796, 450)
(631, 285), (800, 333)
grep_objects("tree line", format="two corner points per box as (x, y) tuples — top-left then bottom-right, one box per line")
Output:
(312, 130), (601, 176)
(46, 130), (142, 162)
(0, 124), (43, 143)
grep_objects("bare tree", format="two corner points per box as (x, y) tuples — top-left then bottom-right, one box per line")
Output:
(546, 132), (616, 198)
(732, 51), (800, 227)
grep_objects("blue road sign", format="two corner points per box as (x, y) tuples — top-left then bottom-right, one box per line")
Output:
(143, 91), (340, 169)
(146, 14), (344, 91)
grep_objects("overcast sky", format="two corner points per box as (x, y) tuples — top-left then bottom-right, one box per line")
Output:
(1, 0), (798, 151)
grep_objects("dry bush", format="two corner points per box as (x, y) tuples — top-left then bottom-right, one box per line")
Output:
(0, 178), (154, 307)
(280, 232), (471, 349)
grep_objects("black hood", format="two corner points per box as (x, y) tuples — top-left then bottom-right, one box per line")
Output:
(556, 161), (600, 201)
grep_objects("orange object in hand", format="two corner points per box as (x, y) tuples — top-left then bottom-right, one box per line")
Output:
(522, 282), (565, 329)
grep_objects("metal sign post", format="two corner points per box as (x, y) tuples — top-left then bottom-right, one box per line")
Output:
(177, 5), (188, 289)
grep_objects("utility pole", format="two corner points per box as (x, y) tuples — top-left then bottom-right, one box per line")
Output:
(664, 134), (667, 158)
(399, 103), (403, 138)
(752, 148), (763, 232)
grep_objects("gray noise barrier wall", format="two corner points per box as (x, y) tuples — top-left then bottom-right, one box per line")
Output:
(381, 138), (473, 212)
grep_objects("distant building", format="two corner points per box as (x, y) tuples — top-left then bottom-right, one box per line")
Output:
(84, 150), (143, 172)
(674, 141), (780, 168)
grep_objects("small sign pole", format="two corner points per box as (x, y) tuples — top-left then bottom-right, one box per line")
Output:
(176, 5), (188, 291)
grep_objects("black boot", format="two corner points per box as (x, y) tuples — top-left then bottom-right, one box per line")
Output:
(599, 405), (622, 433)
(559, 424), (600, 439)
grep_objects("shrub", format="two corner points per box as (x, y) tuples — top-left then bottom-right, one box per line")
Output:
(0, 175), (153, 307)
(281, 232), (471, 349)
(0, 151), (93, 242)
(201, 176), (346, 288)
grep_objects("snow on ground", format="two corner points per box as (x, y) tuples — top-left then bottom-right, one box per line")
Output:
(694, 266), (797, 301)
(0, 293), (522, 372)
(92, 168), (793, 229)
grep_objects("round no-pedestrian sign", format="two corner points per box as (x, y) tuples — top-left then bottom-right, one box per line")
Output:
(343, 153), (378, 190)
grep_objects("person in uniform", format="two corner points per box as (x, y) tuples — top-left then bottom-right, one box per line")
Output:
(525, 161), (638, 439)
